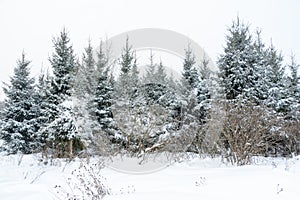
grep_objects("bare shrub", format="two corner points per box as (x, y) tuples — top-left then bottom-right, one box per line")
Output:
(153, 126), (197, 162)
(219, 100), (280, 165)
(192, 124), (221, 158)
(281, 119), (300, 155)
(191, 99), (226, 157)
(88, 128), (118, 157)
(114, 103), (169, 156)
(55, 160), (110, 200)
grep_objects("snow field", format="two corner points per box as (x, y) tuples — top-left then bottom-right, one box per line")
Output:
(0, 153), (299, 200)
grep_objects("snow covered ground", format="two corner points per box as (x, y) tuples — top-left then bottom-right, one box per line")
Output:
(0, 153), (299, 200)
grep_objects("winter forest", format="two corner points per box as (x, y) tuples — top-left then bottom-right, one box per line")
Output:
(0, 17), (299, 168)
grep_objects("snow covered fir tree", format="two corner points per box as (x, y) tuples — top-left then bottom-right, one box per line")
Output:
(0, 19), (299, 165)
(1, 53), (39, 154)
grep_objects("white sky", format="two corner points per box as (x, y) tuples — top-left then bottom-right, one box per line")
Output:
(0, 0), (299, 100)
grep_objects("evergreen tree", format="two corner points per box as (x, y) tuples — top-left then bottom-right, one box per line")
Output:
(266, 44), (284, 86)
(287, 54), (299, 97)
(117, 37), (135, 100)
(144, 50), (156, 84)
(167, 73), (179, 91)
(199, 56), (211, 82)
(120, 37), (134, 75)
(179, 45), (202, 123)
(218, 17), (256, 100)
(47, 96), (78, 155)
(46, 29), (79, 156)
(264, 43), (287, 113)
(50, 28), (77, 99)
(181, 44), (198, 93)
(1, 53), (39, 154)
(130, 55), (140, 100)
(96, 40), (108, 74)
(196, 58), (212, 123)
(73, 40), (96, 143)
(252, 30), (269, 102)
(142, 53), (169, 105)
(75, 40), (120, 148)
(74, 40), (116, 149)
(91, 68), (114, 131)
(35, 70), (53, 150)
(286, 54), (300, 118)
(154, 60), (167, 85)
(75, 39), (96, 98)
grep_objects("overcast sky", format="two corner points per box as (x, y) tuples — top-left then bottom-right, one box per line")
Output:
(0, 0), (299, 100)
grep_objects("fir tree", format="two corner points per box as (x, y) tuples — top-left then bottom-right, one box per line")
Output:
(1, 53), (39, 154)
(96, 40), (109, 75)
(46, 29), (80, 156)
(91, 68), (114, 131)
(286, 54), (300, 118)
(50, 28), (77, 99)
(117, 37), (135, 100)
(218, 17), (256, 100)
(82, 41), (119, 146)
(199, 56), (211, 81)
(47, 97), (78, 150)
(287, 54), (299, 97)
(266, 44), (284, 86)
(35, 70), (53, 150)
(180, 45), (202, 124)
(120, 37), (133, 74)
(75, 39), (97, 98)
(130, 55), (140, 100)
(252, 30), (269, 102)
(181, 44), (198, 93)
(154, 60), (167, 85)
(144, 50), (156, 84)
(167, 73), (179, 91)
(74, 40), (115, 149)
(196, 58), (212, 123)
(142, 53), (169, 105)
(264, 43), (287, 113)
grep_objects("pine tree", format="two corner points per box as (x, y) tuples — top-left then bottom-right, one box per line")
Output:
(117, 37), (135, 100)
(199, 56), (211, 82)
(144, 50), (156, 84)
(74, 40), (96, 141)
(142, 54), (169, 106)
(218, 17), (256, 100)
(181, 44), (198, 93)
(264, 43), (287, 113)
(179, 45), (202, 123)
(75, 40), (121, 149)
(46, 29), (80, 156)
(75, 39), (97, 98)
(266, 44), (284, 85)
(167, 73), (179, 91)
(34, 70), (53, 150)
(73, 40), (116, 150)
(252, 30), (269, 102)
(154, 60), (167, 85)
(50, 28), (77, 99)
(287, 54), (299, 97)
(46, 97), (78, 156)
(286, 54), (300, 118)
(91, 68), (114, 131)
(196, 58), (212, 123)
(120, 37), (134, 75)
(1, 53), (39, 154)
(130, 55), (140, 100)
